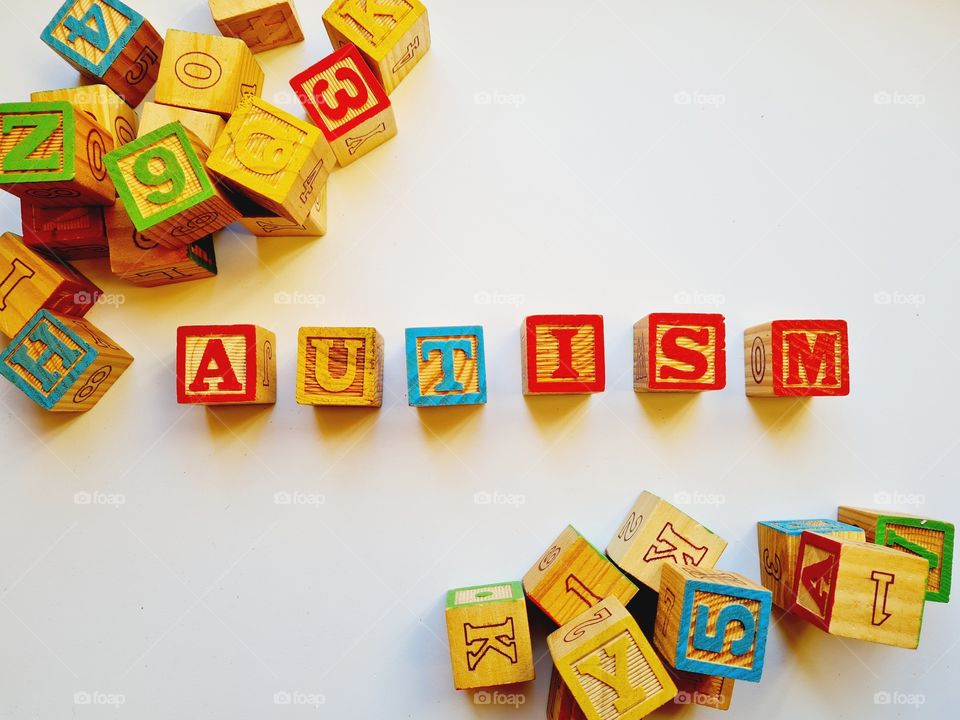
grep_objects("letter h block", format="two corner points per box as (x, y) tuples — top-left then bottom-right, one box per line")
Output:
(745, 319), (849, 397)
(296, 326), (384, 407)
(445, 581), (534, 690)
(634, 313), (725, 392)
(177, 324), (277, 405)
(522, 314), (604, 395)
(405, 325), (486, 407)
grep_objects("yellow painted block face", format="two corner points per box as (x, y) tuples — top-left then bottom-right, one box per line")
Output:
(296, 326), (383, 407)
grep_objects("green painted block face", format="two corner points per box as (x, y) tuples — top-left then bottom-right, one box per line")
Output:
(446, 581), (523, 609)
(876, 516), (954, 602)
(0, 101), (75, 184)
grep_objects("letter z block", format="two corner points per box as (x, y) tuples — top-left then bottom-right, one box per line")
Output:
(548, 596), (677, 720)
(176, 324), (277, 405)
(209, 0), (304, 53)
(522, 314), (604, 395)
(445, 581), (534, 690)
(745, 319), (849, 397)
(296, 326), (383, 407)
(634, 313), (726, 392)
(405, 325), (486, 407)
(31, 84), (138, 146)
(20, 202), (109, 261)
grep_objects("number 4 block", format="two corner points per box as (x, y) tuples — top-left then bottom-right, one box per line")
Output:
(177, 324), (277, 405)
(634, 313), (726, 392)
(745, 319), (849, 397)
(522, 315), (604, 395)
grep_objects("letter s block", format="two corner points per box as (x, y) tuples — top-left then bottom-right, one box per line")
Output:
(445, 581), (534, 690)
(296, 326), (383, 407)
(547, 596), (677, 720)
(405, 325), (486, 407)
(177, 324), (276, 405)
(209, 0), (304, 53)
(745, 319), (849, 397)
(634, 313), (725, 392)
(522, 314), (604, 395)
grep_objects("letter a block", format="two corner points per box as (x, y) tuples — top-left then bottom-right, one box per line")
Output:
(31, 85), (139, 146)
(209, 0), (304, 53)
(791, 532), (927, 648)
(296, 326), (383, 407)
(176, 324), (277, 405)
(606, 491), (728, 591)
(745, 319), (849, 397)
(522, 314), (604, 395)
(0, 309), (133, 412)
(445, 581), (534, 690)
(523, 525), (637, 626)
(405, 325), (486, 407)
(634, 313), (726, 392)
(838, 506), (953, 603)
(548, 596), (677, 720)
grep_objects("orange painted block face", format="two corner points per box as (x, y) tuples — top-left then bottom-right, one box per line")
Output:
(634, 313), (725, 392)
(522, 315), (604, 394)
(176, 324), (276, 405)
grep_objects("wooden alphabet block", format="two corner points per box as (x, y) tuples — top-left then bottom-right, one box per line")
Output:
(0, 309), (132, 412)
(138, 102), (226, 151)
(322, 0), (430, 94)
(756, 519), (865, 611)
(209, 0), (304, 53)
(40, 0), (163, 107)
(790, 531), (927, 648)
(662, 656), (735, 711)
(155, 29), (264, 117)
(444, 581), (534, 690)
(521, 314), (604, 395)
(547, 667), (587, 720)
(523, 525), (637, 625)
(236, 185), (327, 237)
(296, 326), (383, 407)
(20, 201), (109, 260)
(207, 96), (334, 224)
(547, 596), (677, 720)
(104, 122), (241, 246)
(654, 565), (772, 682)
(745, 319), (849, 397)
(634, 313), (726, 392)
(31, 84), (138, 146)
(176, 324), (277, 405)
(405, 325), (486, 407)
(0, 101), (115, 206)
(838, 506), (954, 603)
(606, 491), (728, 592)
(290, 44), (397, 166)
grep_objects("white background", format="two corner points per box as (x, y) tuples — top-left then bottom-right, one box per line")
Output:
(0, 0), (957, 717)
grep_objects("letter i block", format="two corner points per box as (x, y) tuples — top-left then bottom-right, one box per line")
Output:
(322, 0), (430, 94)
(756, 519), (865, 611)
(838, 506), (954, 603)
(445, 581), (534, 690)
(405, 325), (486, 407)
(177, 325), (277, 405)
(548, 597), (677, 720)
(606, 491), (728, 592)
(31, 85), (139, 146)
(41, 0), (163, 107)
(791, 532), (927, 648)
(523, 525), (637, 626)
(634, 313), (726, 392)
(209, 0), (304, 53)
(745, 319), (849, 397)
(290, 44), (397, 166)
(296, 326), (383, 407)
(0, 309), (133, 412)
(521, 315), (604, 395)
(20, 201), (109, 261)
(0, 101), (115, 207)
(207, 96), (334, 225)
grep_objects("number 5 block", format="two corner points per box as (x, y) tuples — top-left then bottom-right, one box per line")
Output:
(745, 319), (849, 397)
(634, 313), (726, 392)
(177, 324), (277, 405)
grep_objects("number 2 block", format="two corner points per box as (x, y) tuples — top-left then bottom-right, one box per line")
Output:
(176, 324), (276, 405)
(522, 315), (604, 395)
(634, 313), (726, 392)
(209, 0), (304, 53)
(296, 326), (383, 407)
(405, 325), (486, 407)
(745, 319), (849, 397)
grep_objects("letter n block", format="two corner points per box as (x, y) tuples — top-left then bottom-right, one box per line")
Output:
(445, 581), (534, 690)
(522, 314), (604, 395)
(209, 0), (304, 53)
(20, 201), (109, 261)
(405, 325), (486, 407)
(745, 319), (849, 397)
(548, 596), (677, 720)
(606, 491), (728, 591)
(176, 324), (277, 405)
(634, 313), (725, 392)
(296, 326), (383, 407)
(0, 309), (133, 412)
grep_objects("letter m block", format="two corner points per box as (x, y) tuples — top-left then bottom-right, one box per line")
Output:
(176, 324), (276, 405)
(296, 326), (384, 407)
(745, 319), (849, 397)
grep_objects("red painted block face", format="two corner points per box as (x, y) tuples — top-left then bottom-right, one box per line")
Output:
(771, 320), (849, 396)
(176, 324), (276, 405)
(636, 313), (726, 392)
(791, 531), (841, 630)
(522, 314), (605, 394)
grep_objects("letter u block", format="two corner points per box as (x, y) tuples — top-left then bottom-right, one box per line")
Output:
(606, 491), (728, 591)
(405, 325), (486, 407)
(445, 581), (534, 690)
(522, 314), (604, 395)
(176, 324), (276, 405)
(0, 309), (133, 412)
(296, 327), (383, 407)
(634, 313), (725, 392)
(209, 0), (304, 53)
(548, 596), (677, 720)
(654, 565), (772, 682)
(745, 319), (849, 397)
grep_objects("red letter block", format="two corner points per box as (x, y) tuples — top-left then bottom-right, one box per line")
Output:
(745, 319), (849, 397)
(177, 324), (276, 405)
(522, 314), (604, 395)
(634, 313), (725, 392)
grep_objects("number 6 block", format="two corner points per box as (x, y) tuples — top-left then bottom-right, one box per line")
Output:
(177, 324), (277, 405)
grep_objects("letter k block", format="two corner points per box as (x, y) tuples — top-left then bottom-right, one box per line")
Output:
(405, 325), (486, 406)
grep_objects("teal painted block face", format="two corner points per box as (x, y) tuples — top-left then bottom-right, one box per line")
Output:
(405, 326), (486, 406)
(41, 0), (145, 78)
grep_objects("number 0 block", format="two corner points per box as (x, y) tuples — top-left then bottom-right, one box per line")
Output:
(405, 325), (486, 407)
(522, 314), (604, 395)
(745, 319), (849, 397)
(31, 84), (139, 146)
(296, 326), (383, 407)
(634, 313), (726, 392)
(176, 324), (276, 405)
(209, 0), (304, 53)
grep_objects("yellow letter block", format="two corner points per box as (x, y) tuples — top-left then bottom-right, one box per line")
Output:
(31, 84), (138, 146)
(138, 102), (226, 151)
(209, 0), (304, 53)
(296, 326), (383, 407)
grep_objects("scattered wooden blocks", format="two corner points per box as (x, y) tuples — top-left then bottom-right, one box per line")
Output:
(40, 0), (163, 107)
(445, 581), (534, 690)
(790, 531), (927, 648)
(176, 324), (277, 405)
(606, 491), (728, 592)
(322, 0), (430, 94)
(0, 309), (132, 412)
(296, 326), (383, 407)
(654, 565), (772, 682)
(548, 596), (677, 720)
(20, 202), (109, 261)
(663, 658), (735, 712)
(521, 314), (604, 395)
(838, 506), (953, 603)
(138, 102), (226, 151)
(209, 0), (304, 53)
(31, 84), (138, 146)
(236, 185), (327, 237)
(0, 100), (115, 206)
(634, 313), (726, 392)
(744, 319), (849, 397)
(405, 325), (486, 406)
(290, 44), (397, 166)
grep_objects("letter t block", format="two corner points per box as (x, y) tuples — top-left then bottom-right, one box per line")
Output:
(522, 314), (605, 395)
(177, 324), (277, 405)
(745, 319), (849, 397)
(634, 313), (725, 392)
(405, 325), (486, 407)
(296, 326), (383, 407)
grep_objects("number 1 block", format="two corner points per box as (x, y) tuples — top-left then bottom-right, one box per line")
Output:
(745, 319), (849, 397)
(209, 0), (304, 53)
(522, 314), (605, 395)
(405, 325), (486, 407)
(634, 313), (726, 392)
(177, 324), (277, 405)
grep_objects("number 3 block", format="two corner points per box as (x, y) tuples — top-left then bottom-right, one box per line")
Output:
(522, 314), (605, 395)
(745, 319), (849, 397)
(634, 313), (726, 392)
(176, 324), (276, 405)
(405, 325), (486, 407)
(209, 0), (304, 53)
